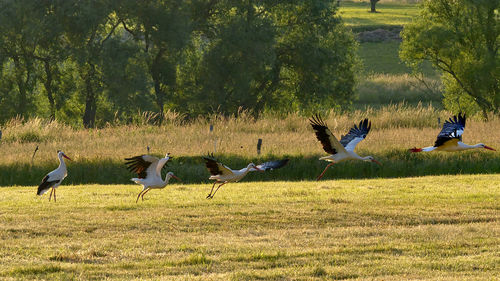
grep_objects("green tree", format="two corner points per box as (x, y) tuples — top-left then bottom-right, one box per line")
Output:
(270, 0), (357, 112)
(400, 0), (500, 116)
(119, 0), (192, 122)
(58, 0), (121, 128)
(176, 0), (357, 116)
(0, 0), (40, 119)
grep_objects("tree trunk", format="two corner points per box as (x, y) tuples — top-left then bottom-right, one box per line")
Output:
(370, 0), (379, 13)
(12, 55), (27, 117)
(150, 48), (166, 124)
(82, 64), (97, 128)
(43, 60), (56, 120)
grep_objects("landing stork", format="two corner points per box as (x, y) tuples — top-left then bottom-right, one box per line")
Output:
(125, 153), (181, 203)
(203, 154), (289, 199)
(410, 113), (495, 152)
(310, 114), (381, 180)
(37, 150), (72, 202)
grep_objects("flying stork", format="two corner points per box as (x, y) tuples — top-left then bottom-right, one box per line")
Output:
(410, 113), (496, 152)
(125, 153), (181, 203)
(203, 154), (289, 199)
(310, 114), (381, 180)
(37, 150), (72, 202)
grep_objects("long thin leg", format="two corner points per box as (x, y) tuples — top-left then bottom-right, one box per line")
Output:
(53, 188), (56, 202)
(136, 189), (146, 203)
(316, 163), (335, 181)
(206, 182), (217, 199)
(141, 188), (152, 201)
(49, 188), (54, 201)
(209, 182), (226, 199)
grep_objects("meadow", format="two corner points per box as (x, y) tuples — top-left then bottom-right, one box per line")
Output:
(1, 176), (499, 280)
(339, 1), (441, 108)
(1, 1), (499, 280)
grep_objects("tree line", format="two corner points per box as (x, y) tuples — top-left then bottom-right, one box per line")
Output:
(0, 0), (357, 127)
(1, 0), (498, 127)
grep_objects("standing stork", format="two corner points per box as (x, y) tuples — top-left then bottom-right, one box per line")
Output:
(203, 154), (289, 199)
(310, 114), (381, 180)
(37, 150), (72, 202)
(125, 153), (181, 203)
(410, 113), (495, 152)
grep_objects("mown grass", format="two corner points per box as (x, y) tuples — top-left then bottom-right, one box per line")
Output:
(0, 175), (499, 280)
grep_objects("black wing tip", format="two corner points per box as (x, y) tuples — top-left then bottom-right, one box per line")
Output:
(309, 113), (327, 127)
(202, 152), (217, 161)
(445, 113), (466, 127)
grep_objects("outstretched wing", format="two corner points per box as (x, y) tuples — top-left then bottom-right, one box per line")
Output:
(340, 119), (371, 151)
(125, 154), (160, 179)
(309, 114), (346, 155)
(251, 159), (289, 172)
(202, 154), (233, 176)
(434, 113), (466, 147)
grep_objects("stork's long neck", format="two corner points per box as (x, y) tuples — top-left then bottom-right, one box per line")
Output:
(57, 155), (67, 170)
(163, 173), (172, 185)
(157, 159), (169, 182)
(349, 151), (365, 161)
(237, 166), (253, 176)
(359, 156), (372, 161)
(459, 142), (482, 150)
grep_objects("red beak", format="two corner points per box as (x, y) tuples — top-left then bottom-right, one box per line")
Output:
(172, 175), (181, 182)
(372, 159), (382, 165)
(63, 154), (72, 161)
(484, 145), (496, 151)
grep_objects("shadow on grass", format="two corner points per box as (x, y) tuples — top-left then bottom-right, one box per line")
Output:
(1, 151), (500, 186)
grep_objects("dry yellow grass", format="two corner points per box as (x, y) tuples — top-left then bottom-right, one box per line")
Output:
(1, 105), (499, 166)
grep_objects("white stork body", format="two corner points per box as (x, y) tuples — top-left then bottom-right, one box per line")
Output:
(208, 166), (253, 183)
(37, 150), (72, 202)
(203, 155), (289, 199)
(410, 114), (495, 153)
(310, 114), (380, 180)
(125, 153), (181, 203)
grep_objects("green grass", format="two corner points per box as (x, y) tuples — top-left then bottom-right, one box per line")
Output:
(342, 3), (440, 107)
(358, 41), (410, 75)
(1, 175), (499, 280)
(340, 1), (420, 30)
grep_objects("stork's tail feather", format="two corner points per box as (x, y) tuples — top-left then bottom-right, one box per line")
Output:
(409, 147), (423, 153)
(37, 187), (50, 196)
(130, 178), (142, 184)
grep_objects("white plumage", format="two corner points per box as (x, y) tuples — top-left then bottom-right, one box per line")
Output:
(310, 114), (380, 180)
(125, 153), (181, 203)
(37, 150), (72, 202)
(410, 113), (496, 153)
(203, 155), (289, 199)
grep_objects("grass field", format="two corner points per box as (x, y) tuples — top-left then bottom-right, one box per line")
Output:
(1, 175), (499, 280)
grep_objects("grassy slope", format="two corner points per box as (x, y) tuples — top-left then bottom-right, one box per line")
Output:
(340, 1), (441, 106)
(340, 1), (419, 29)
(1, 175), (499, 280)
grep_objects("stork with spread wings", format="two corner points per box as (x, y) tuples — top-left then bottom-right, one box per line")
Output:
(310, 114), (380, 180)
(410, 113), (495, 152)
